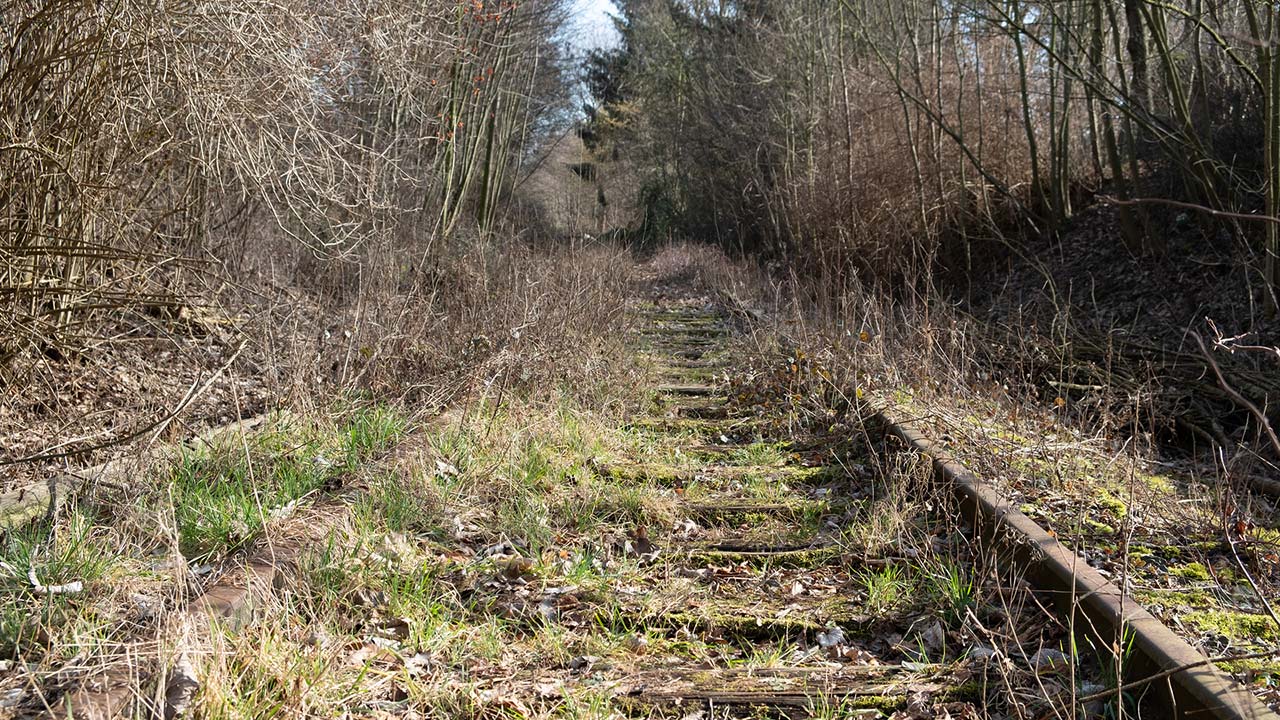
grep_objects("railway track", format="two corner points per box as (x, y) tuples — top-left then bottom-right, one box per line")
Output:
(20, 293), (1277, 719)
(627, 298), (1277, 720)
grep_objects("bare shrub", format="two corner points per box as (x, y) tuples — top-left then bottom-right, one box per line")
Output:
(0, 0), (590, 470)
(1, 0), (573, 360)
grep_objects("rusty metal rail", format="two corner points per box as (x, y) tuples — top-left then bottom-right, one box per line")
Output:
(878, 408), (1277, 720)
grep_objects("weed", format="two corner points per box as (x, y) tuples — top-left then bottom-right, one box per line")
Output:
(842, 497), (908, 556)
(341, 405), (408, 462)
(859, 564), (908, 616)
(1091, 628), (1139, 720)
(0, 511), (120, 659)
(933, 561), (976, 627)
(561, 546), (604, 583)
(556, 690), (617, 720)
(728, 441), (789, 467)
(496, 491), (552, 553)
(168, 441), (328, 560)
(733, 639), (797, 668)
(358, 470), (445, 537)
(807, 693), (889, 719)
(170, 407), (406, 561)
(198, 615), (340, 718)
(428, 425), (478, 475)
(298, 534), (368, 613)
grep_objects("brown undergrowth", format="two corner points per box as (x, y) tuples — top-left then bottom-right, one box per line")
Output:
(0, 243), (634, 475)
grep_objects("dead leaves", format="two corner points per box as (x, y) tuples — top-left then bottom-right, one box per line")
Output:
(814, 625), (878, 663)
(615, 525), (661, 563)
(496, 556), (536, 581)
(891, 694), (981, 720)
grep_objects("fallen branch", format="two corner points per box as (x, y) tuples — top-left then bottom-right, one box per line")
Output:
(1100, 195), (1280, 226)
(27, 565), (83, 595)
(1075, 649), (1279, 705)
(0, 338), (248, 467)
(1207, 319), (1280, 363)
(1192, 331), (1280, 461)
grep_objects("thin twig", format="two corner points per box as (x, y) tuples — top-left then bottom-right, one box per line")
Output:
(1191, 331), (1280, 459)
(1100, 195), (1280, 226)
(1075, 649), (1279, 704)
(0, 339), (248, 467)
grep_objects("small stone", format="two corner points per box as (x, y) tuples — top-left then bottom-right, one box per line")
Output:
(1031, 648), (1071, 673)
(816, 626), (845, 649)
(568, 655), (600, 670)
(623, 634), (649, 654)
(404, 653), (433, 676)
(1, 687), (23, 709)
(538, 595), (560, 623)
(968, 646), (998, 662)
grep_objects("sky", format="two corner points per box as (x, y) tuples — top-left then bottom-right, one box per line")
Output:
(566, 0), (619, 50)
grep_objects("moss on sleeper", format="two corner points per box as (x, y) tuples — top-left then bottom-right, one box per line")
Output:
(1184, 610), (1280, 645)
(1096, 488), (1128, 520)
(1170, 562), (1212, 583)
(1134, 589), (1216, 610)
(1127, 544), (1157, 561)
(1081, 518), (1116, 535)
(1137, 471), (1176, 494)
(1217, 656), (1280, 680)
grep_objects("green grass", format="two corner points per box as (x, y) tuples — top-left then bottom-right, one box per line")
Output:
(551, 475), (669, 534)
(0, 510), (122, 660)
(341, 405), (408, 460)
(613, 424), (705, 468)
(933, 561), (976, 627)
(298, 526), (457, 647)
(384, 402), (680, 554)
(357, 470), (446, 537)
(169, 440), (326, 560)
(859, 564), (909, 616)
(726, 441), (790, 467)
(0, 404), (411, 712)
(554, 690), (620, 720)
(200, 616), (342, 718)
(171, 406), (408, 561)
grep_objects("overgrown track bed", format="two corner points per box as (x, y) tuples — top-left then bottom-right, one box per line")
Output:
(633, 299), (1278, 720)
(608, 300), (1109, 719)
(879, 416), (1277, 720)
(11, 290), (1275, 719)
(0, 407), (408, 718)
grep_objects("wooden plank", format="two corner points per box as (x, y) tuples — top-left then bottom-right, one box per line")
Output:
(622, 667), (940, 708)
(0, 474), (82, 530)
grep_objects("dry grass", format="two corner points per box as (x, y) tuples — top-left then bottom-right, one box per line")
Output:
(0, 236), (643, 713)
(1, 246), (1114, 718)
